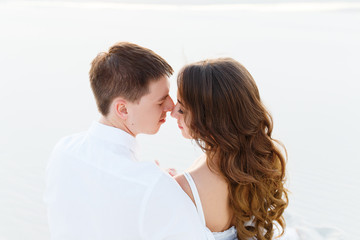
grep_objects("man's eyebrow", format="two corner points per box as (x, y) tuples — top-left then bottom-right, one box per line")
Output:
(157, 94), (168, 102)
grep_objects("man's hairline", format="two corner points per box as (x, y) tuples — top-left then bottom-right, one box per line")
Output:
(109, 74), (170, 107)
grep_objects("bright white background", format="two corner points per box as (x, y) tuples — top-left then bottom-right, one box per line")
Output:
(0, 1), (359, 239)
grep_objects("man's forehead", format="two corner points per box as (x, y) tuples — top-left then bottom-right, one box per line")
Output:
(142, 76), (170, 101)
(157, 93), (169, 102)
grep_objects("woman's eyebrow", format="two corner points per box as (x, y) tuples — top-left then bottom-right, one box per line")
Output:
(177, 99), (183, 105)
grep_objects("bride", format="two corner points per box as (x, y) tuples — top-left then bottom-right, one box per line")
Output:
(171, 58), (288, 240)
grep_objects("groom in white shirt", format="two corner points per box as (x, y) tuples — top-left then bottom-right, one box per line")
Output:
(44, 42), (207, 240)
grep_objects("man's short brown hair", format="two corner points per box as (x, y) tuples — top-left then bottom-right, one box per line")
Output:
(89, 42), (173, 115)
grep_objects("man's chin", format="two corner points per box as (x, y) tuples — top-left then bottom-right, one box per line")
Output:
(143, 126), (161, 135)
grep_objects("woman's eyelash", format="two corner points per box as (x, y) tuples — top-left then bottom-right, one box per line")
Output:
(178, 108), (184, 114)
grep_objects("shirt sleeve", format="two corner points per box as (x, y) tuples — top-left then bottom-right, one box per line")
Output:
(140, 173), (208, 240)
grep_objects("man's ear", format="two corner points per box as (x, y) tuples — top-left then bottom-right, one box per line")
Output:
(113, 97), (128, 120)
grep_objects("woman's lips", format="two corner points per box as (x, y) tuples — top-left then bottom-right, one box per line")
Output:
(159, 118), (166, 123)
(178, 124), (183, 129)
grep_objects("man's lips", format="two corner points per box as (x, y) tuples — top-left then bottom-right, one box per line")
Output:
(159, 118), (166, 123)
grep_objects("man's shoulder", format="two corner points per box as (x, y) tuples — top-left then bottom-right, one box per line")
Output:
(124, 162), (169, 187)
(140, 170), (207, 240)
(145, 168), (194, 204)
(52, 131), (88, 154)
(119, 163), (185, 199)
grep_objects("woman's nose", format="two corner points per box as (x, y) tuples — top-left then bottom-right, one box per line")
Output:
(170, 108), (176, 118)
(171, 104), (179, 119)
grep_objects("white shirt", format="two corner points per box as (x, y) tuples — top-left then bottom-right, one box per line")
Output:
(44, 121), (207, 240)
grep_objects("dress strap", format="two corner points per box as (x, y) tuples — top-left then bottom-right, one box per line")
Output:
(183, 172), (206, 226)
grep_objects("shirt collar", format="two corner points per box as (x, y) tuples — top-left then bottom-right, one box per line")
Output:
(88, 121), (138, 153)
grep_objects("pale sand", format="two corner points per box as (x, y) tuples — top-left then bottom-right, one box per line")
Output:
(0, 1), (359, 239)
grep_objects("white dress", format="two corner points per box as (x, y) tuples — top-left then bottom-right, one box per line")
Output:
(183, 172), (238, 240)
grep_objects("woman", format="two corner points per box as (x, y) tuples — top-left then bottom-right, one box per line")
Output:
(171, 58), (288, 240)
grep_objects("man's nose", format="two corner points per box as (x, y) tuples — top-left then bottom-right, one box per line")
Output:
(164, 96), (174, 112)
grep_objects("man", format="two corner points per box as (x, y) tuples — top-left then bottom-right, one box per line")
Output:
(44, 42), (207, 240)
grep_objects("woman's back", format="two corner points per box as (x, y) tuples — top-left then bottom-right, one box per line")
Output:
(175, 156), (234, 233)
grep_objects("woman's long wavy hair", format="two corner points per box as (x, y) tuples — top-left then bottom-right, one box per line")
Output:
(177, 58), (288, 240)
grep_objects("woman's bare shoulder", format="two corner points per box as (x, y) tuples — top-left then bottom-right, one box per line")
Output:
(193, 167), (233, 232)
(188, 154), (206, 171)
(174, 174), (195, 205)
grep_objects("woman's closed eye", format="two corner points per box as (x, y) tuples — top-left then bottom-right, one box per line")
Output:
(178, 108), (184, 114)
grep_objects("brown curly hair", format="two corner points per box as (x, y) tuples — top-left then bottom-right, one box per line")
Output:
(177, 58), (288, 240)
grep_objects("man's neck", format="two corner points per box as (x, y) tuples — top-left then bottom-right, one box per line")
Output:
(99, 116), (136, 137)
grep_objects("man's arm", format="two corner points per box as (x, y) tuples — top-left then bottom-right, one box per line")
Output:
(140, 173), (207, 240)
